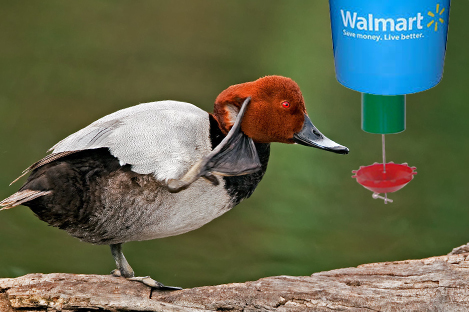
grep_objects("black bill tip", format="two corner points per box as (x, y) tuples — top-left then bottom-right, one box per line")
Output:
(293, 114), (349, 155)
(293, 134), (349, 154)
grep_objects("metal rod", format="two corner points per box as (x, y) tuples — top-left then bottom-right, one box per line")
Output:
(382, 135), (388, 204)
(382, 134), (386, 173)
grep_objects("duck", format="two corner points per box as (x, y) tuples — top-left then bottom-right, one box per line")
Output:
(0, 75), (348, 290)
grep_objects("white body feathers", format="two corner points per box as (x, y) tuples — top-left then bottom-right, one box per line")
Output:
(51, 101), (212, 182)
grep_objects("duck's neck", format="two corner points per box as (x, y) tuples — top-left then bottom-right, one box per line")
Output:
(209, 114), (270, 205)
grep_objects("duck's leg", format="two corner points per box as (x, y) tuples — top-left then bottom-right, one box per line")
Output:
(110, 243), (135, 278)
(110, 243), (182, 290)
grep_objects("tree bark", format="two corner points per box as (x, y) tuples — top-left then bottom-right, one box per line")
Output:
(2, 244), (469, 311)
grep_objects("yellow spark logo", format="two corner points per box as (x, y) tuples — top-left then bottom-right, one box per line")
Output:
(427, 4), (446, 31)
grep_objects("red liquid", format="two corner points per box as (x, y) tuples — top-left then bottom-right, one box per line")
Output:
(352, 163), (417, 194)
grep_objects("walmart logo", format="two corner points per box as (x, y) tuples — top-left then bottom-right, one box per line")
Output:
(340, 3), (447, 32)
(427, 4), (446, 31)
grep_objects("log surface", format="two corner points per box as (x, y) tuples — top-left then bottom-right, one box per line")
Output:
(2, 246), (469, 311)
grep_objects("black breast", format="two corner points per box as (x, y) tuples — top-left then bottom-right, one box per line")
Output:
(209, 115), (270, 206)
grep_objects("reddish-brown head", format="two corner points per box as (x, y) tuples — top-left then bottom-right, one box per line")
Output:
(213, 76), (306, 144)
(213, 75), (349, 154)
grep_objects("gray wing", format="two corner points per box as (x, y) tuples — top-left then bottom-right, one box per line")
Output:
(49, 101), (212, 182)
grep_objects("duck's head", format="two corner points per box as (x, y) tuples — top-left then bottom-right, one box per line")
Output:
(168, 76), (348, 192)
(213, 75), (349, 154)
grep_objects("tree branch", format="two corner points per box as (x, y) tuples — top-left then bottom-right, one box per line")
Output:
(2, 245), (469, 311)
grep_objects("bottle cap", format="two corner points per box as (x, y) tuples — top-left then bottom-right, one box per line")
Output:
(362, 94), (405, 134)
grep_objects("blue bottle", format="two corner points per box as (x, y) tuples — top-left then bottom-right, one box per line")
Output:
(329, 0), (450, 95)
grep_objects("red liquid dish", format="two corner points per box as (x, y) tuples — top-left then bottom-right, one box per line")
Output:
(352, 162), (417, 194)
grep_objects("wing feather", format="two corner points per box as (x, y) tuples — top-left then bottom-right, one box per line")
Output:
(46, 101), (211, 182)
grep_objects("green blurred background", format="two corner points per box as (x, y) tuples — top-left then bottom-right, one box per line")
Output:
(0, 1), (468, 288)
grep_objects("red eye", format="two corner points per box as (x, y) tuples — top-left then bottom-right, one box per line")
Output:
(282, 101), (290, 108)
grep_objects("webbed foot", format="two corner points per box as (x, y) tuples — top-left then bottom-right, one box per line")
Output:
(110, 244), (181, 290)
(128, 276), (182, 290)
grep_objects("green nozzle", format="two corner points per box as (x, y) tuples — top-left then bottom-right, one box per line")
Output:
(362, 94), (406, 134)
